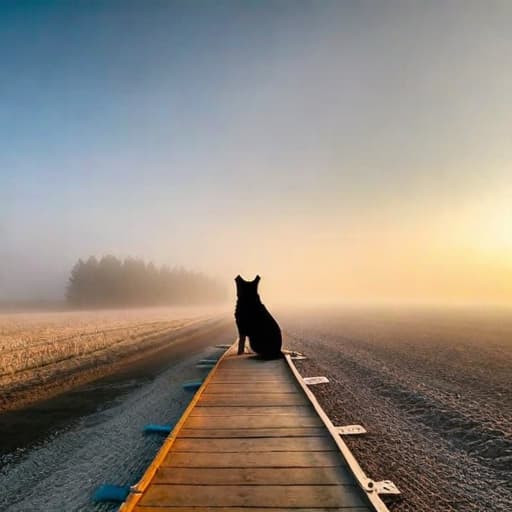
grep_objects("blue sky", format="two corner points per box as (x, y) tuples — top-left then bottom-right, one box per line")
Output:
(1, 1), (512, 303)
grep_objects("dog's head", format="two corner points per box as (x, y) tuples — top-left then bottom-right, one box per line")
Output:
(235, 275), (260, 300)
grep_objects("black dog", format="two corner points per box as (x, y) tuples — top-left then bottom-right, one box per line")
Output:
(234, 275), (282, 359)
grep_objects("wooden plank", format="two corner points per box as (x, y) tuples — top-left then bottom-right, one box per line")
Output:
(178, 427), (328, 438)
(216, 366), (287, 374)
(215, 368), (290, 374)
(136, 507), (371, 511)
(121, 349), (378, 512)
(183, 415), (322, 429)
(172, 436), (336, 453)
(163, 450), (342, 468)
(203, 383), (300, 394)
(220, 357), (284, 367)
(211, 375), (291, 381)
(191, 405), (314, 416)
(138, 484), (367, 508)
(212, 375), (290, 380)
(214, 368), (290, 373)
(153, 466), (355, 485)
(218, 365), (286, 372)
(211, 378), (293, 383)
(213, 372), (289, 376)
(213, 373), (291, 377)
(198, 393), (307, 406)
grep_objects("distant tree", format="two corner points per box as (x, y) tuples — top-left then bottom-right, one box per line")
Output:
(66, 256), (227, 308)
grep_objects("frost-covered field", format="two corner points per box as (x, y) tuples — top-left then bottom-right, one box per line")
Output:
(280, 306), (512, 512)
(0, 307), (220, 410)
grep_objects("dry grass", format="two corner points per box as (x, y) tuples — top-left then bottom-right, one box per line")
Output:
(0, 307), (217, 397)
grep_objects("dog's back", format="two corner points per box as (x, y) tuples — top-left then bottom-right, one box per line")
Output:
(235, 275), (282, 359)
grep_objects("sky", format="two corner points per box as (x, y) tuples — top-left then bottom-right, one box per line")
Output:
(1, 0), (512, 305)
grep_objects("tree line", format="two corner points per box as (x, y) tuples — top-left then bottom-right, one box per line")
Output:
(66, 255), (227, 307)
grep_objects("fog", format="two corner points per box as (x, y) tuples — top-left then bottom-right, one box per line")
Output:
(1, 1), (511, 306)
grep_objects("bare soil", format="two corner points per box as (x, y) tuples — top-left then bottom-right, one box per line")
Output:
(280, 306), (512, 512)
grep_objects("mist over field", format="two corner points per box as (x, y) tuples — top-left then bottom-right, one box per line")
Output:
(1, 5), (512, 511)
(1, 1), (512, 308)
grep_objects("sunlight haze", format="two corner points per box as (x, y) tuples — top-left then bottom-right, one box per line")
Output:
(1, 0), (511, 305)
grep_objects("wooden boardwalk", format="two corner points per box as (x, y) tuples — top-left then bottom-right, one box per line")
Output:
(120, 346), (390, 511)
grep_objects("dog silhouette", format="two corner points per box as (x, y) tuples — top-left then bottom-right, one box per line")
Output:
(234, 275), (282, 359)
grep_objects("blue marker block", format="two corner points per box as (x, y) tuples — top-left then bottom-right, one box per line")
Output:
(93, 484), (130, 503)
(143, 424), (173, 435)
(182, 380), (203, 391)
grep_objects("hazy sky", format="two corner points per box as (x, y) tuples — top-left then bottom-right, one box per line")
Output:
(1, 1), (511, 304)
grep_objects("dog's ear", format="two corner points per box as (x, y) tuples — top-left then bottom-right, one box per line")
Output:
(235, 275), (243, 282)
(254, 275), (261, 284)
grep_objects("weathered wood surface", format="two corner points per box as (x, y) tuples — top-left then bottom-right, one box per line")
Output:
(135, 508), (371, 512)
(138, 484), (368, 508)
(179, 427), (327, 438)
(162, 450), (343, 468)
(204, 382), (300, 393)
(171, 436), (334, 452)
(153, 466), (355, 485)
(190, 405), (313, 416)
(198, 393), (307, 406)
(183, 414), (323, 429)
(122, 352), (374, 511)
